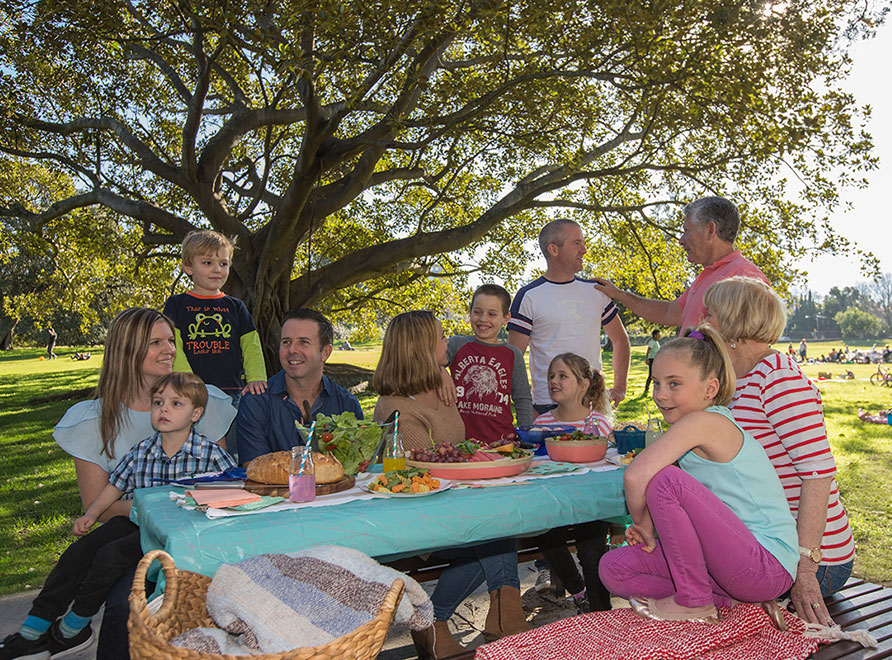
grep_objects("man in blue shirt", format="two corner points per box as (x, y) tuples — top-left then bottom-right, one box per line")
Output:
(236, 309), (363, 465)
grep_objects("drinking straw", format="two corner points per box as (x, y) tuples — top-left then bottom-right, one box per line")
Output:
(298, 421), (316, 475)
(393, 411), (400, 447)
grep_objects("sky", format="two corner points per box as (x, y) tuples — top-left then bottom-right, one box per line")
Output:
(796, 20), (892, 296)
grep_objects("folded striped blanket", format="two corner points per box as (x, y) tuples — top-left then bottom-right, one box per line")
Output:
(172, 545), (432, 655)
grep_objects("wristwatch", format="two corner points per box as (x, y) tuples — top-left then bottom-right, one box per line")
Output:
(799, 545), (823, 563)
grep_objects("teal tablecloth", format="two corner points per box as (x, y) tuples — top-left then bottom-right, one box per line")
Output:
(131, 468), (626, 577)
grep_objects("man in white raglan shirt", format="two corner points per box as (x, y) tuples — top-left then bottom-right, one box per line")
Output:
(508, 218), (630, 414)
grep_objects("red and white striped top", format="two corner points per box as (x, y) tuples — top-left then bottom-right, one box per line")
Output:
(534, 410), (613, 438)
(730, 352), (854, 565)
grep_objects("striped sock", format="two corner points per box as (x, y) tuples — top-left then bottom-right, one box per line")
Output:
(20, 615), (51, 640)
(59, 611), (92, 638)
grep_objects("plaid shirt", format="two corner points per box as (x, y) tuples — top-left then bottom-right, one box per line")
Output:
(109, 428), (235, 499)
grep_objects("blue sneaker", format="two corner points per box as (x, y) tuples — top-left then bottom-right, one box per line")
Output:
(0, 632), (50, 660)
(47, 622), (93, 659)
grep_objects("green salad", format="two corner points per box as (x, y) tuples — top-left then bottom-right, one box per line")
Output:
(296, 412), (388, 475)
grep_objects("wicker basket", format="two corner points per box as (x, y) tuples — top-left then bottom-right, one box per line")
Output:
(128, 550), (405, 660)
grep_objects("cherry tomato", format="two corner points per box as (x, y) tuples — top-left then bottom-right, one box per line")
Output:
(321, 431), (334, 443)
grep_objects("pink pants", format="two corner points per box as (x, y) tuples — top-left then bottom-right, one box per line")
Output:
(599, 466), (793, 607)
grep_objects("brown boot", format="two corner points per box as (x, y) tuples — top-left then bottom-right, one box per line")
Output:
(411, 620), (465, 659)
(484, 586), (530, 641)
(483, 588), (501, 641)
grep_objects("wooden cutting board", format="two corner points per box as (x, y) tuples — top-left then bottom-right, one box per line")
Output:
(244, 475), (356, 498)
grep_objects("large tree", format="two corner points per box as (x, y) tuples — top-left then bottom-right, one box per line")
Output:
(0, 158), (176, 348)
(0, 0), (883, 364)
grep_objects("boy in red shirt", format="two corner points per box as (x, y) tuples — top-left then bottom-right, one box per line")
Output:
(447, 284), (532, 443)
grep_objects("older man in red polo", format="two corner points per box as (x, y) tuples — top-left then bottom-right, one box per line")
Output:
(594, 196), (766, 332)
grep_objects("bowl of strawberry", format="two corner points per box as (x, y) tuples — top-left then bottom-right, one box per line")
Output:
(545, 431), (608, 463)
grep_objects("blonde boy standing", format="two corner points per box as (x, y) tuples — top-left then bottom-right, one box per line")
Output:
(163, 231), (267, 401)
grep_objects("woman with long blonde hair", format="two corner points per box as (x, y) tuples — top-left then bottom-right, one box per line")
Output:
(53, 308), (236, 658)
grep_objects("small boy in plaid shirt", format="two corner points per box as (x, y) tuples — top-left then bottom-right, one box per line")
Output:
(0, 372), (234, 660)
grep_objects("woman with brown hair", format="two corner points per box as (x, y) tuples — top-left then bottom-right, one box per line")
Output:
(373, 311), (528, 659)
(52, 308), (236, 659)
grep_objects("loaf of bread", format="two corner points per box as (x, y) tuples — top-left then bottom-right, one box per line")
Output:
(314, 453), (345, 484)
(246, 450), (345, 485)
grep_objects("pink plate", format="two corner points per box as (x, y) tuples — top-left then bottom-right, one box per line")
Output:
(545, 438), (608, 463)
(407, 451), (534, 480)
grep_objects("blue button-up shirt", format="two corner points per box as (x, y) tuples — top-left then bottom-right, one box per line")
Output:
(235, 370), (363, 464)
(109, 429), (235, 498)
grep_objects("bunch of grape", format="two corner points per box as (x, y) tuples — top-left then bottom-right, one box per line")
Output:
(409, 442), (472, 463)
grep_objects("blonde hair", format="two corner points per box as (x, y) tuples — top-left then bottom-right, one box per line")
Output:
(97, 308), (175, 458)
(373, 311), (443, 396)
(548, 353), (613, 422)
(151, 372), (209, 410)
(703, 276), (786, 344)
(658, 324), (736, 407)
(181, 230), (235, 264)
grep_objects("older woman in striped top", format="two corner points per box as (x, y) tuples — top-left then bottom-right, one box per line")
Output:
(703, 277), (854, 628)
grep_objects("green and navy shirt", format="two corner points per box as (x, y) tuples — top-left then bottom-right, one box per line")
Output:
(163, 292), (267, 393)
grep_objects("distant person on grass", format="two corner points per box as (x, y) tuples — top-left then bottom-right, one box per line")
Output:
(643, 329), (662, 395)
(46, 327), (57, 360)
(49, 308), (236, 659)
(1, 373), (233, 660)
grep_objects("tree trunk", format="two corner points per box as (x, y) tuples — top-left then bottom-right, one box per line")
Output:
(0, 318), (16, 350)
(0, 327), (12, 350)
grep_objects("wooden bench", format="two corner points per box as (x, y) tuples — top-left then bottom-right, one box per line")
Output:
(385, 539), (555, 585)
(810, 578), (892, 659)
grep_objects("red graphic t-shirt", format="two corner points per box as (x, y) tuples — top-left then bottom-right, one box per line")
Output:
(449, 339), (518, 443)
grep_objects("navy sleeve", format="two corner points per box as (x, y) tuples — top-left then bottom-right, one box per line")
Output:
(236, 392), (272, 465)
(162, 295), (178, 324)
(348, 393), (364, 420)
(233, 297), (258, 337)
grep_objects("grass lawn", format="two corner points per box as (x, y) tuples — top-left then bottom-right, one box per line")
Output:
(1, 340), (890, 595)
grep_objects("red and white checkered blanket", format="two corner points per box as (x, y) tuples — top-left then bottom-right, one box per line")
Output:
(475, 603), (823, 660)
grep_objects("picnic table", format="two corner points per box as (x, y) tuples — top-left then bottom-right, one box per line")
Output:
(130, 464), (627, 577)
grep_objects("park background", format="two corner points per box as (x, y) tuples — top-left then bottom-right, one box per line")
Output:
(2, 0), (892, 606)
